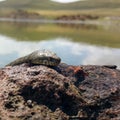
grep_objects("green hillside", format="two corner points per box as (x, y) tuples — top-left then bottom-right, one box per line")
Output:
(0, 0), (120, 10)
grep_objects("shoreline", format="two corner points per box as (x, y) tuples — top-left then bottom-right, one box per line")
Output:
(0, 17), (119, 26)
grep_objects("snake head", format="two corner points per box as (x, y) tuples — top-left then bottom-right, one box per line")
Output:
(30, 50), (61, 66)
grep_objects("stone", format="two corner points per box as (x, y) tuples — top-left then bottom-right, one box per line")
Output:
(0, 63), (120, 120)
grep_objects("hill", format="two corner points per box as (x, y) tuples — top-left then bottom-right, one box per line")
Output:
(0, 0), (120, 10)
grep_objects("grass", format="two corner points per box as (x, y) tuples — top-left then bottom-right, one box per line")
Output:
(0, 8), (120, 20)
(1, 0), (120, 10)
(0, 0), (120, 18)
(30, 8), (120, 19)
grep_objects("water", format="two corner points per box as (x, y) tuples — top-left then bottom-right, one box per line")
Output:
(0, 21), (120, 68)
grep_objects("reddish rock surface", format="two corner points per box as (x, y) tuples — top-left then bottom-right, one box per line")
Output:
(0, 63), (120, 120)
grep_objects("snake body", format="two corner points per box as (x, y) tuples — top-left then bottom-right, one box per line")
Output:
(6, 50), (61, 66)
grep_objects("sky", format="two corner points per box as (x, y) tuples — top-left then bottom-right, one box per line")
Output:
(0, 0), (5, 1)
(51, 0), (81, 3)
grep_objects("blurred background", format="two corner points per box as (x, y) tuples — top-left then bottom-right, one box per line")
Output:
(0, 0), (120, 68)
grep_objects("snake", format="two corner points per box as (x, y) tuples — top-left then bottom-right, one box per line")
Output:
(6, 49), (61, 66)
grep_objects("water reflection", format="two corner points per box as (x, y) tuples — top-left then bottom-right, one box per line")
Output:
(57, 23), (99, 30)
(0, 21), (119, 48)
(0, 35), (120, 68)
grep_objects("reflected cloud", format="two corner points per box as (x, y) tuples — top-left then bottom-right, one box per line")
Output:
(0, 35), (120, 68)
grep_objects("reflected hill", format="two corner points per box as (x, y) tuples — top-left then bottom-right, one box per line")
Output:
(0, 21), (120, 48)
(0, 0), (120, 10)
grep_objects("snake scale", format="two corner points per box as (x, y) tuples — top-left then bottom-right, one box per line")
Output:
(6, 50), (61, 66)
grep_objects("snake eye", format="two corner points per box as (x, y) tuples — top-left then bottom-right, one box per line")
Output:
(43, 60), (48, 65)
(49, 57), (53, 61)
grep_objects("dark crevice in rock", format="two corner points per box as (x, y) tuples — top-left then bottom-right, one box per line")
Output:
(20, 84), (82, 116)
(83, 100), (112, 120)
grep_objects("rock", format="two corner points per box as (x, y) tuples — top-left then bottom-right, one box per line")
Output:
(0, 63), (120, 120)
(102, 65), (117, 69)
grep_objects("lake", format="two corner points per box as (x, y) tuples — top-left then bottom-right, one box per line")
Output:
(0, 21), (120, 68)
